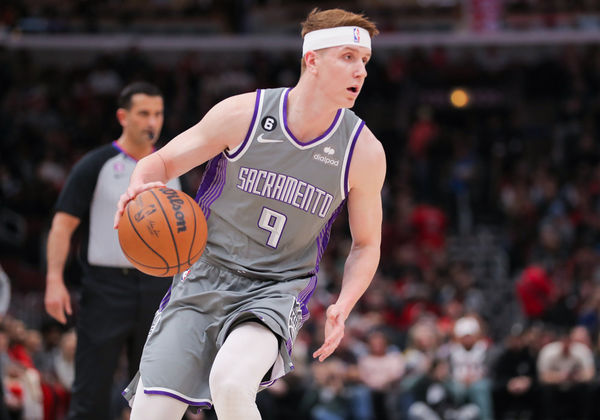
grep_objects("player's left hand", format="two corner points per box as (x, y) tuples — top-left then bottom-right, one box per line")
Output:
(313, 303), (347, 362)
(113, 181), (166, 229)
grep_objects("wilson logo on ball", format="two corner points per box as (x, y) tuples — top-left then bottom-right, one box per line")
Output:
(158, 187), (187, 233)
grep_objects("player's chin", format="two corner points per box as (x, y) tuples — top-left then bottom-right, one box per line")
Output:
(344, 97), (357, 107)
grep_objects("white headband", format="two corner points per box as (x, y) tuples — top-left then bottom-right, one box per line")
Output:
(302, 26), (371, 56)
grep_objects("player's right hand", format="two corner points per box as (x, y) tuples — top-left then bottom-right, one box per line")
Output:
(313, 304), (347, 362)
(113, 181), (166, 229)
(44, 280), (72, 324)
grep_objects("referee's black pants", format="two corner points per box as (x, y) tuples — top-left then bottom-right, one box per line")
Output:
(67, 266), (171, 420)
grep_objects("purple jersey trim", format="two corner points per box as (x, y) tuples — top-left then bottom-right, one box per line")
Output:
(225, 89), (262, 159)
(195, 154), (228, 219)
(343, 120), (365, 197)
(282, 88), (342, 146)
(315, 199), (347, 273)
(144, 390), (213, 408)
(294, 200), (347, 321)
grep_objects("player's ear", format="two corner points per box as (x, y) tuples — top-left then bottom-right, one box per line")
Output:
(116, 108), (128, 127)
(304, 51), (319, 74)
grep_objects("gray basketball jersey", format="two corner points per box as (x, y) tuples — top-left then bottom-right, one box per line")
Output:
(196, 87), (364, 281)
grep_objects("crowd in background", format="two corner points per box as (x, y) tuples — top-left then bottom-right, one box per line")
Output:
(3, 18), (600, 420)
(4, 0), (600, 35)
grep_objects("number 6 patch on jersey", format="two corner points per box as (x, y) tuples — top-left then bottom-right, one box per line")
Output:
(261, 116), (277, 131)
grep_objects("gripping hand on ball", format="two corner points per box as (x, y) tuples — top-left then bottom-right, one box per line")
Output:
(114, 181), (166, 229)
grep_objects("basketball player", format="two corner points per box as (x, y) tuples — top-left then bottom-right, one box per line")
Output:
(114, 8), (385, 420)
(45, 82), (182, 420)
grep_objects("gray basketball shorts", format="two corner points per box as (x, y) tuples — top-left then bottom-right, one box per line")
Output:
(122, 258), (315, 410)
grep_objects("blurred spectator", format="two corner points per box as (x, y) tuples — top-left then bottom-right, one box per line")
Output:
(408, 357), (480, 420)
(4, 318), (44, 420)
(537, 326), (595, 420)
(53, 330), (75, 391)
(492, 324), (538, 420)
(447, 263), (485, 316)
(300, 358), (354, 420)
(86, 56), (123, 97)
(400, 318), (442, 415)
(358, 330), (405, 420)
(329, 334), (373, 420)
(0, 266), (9, 320)
(3, 361), (26, 418)
(0, 266), (10, 420)
(404, 320), (441, 382)
(516, 265), (555, 320)
(410, 203), (447, 253)
(408, 106), (439, 202)
(446, 316), (493, 420)
(47, 329), (75, 419)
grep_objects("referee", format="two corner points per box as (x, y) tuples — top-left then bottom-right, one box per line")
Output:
(44, 82), (182, 420)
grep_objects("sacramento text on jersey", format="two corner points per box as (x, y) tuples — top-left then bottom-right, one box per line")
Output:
(237, 166), (334, 218)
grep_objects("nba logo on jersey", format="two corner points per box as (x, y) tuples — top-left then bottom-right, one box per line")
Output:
(353, 27), (360, 43)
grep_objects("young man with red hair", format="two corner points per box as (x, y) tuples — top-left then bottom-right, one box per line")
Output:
(115, 8), (385, 420)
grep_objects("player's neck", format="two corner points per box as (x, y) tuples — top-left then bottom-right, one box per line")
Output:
(287, 84), (340, 143)
(116, 136), (154, 161)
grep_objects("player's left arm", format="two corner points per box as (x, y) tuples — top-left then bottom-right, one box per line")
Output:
(313, 126), (386, 362)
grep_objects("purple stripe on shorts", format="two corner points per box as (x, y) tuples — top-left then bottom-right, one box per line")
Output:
(283, 88), (342, 146)
(144, 390), (213, 408)
(225, 89), (261, 159)
(344, 120), (365, 197)
(260, 379), (277, 387)
(159, 286), (172, 312)
(296, 275), (318, 321)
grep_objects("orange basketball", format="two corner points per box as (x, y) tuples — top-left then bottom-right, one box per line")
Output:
(118, 186), (207, 277)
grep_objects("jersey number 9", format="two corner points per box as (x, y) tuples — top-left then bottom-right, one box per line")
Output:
(258, 207), (287, 248)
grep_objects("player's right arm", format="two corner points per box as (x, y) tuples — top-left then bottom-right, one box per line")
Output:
(114, 92), (257, 228)
(45, 212), (79, 324)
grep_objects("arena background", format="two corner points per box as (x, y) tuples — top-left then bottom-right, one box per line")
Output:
(2, 1), (600, 419)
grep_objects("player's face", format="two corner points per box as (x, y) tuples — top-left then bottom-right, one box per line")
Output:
(318, 45), (371, 107)
(123, 94), (164, 145)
